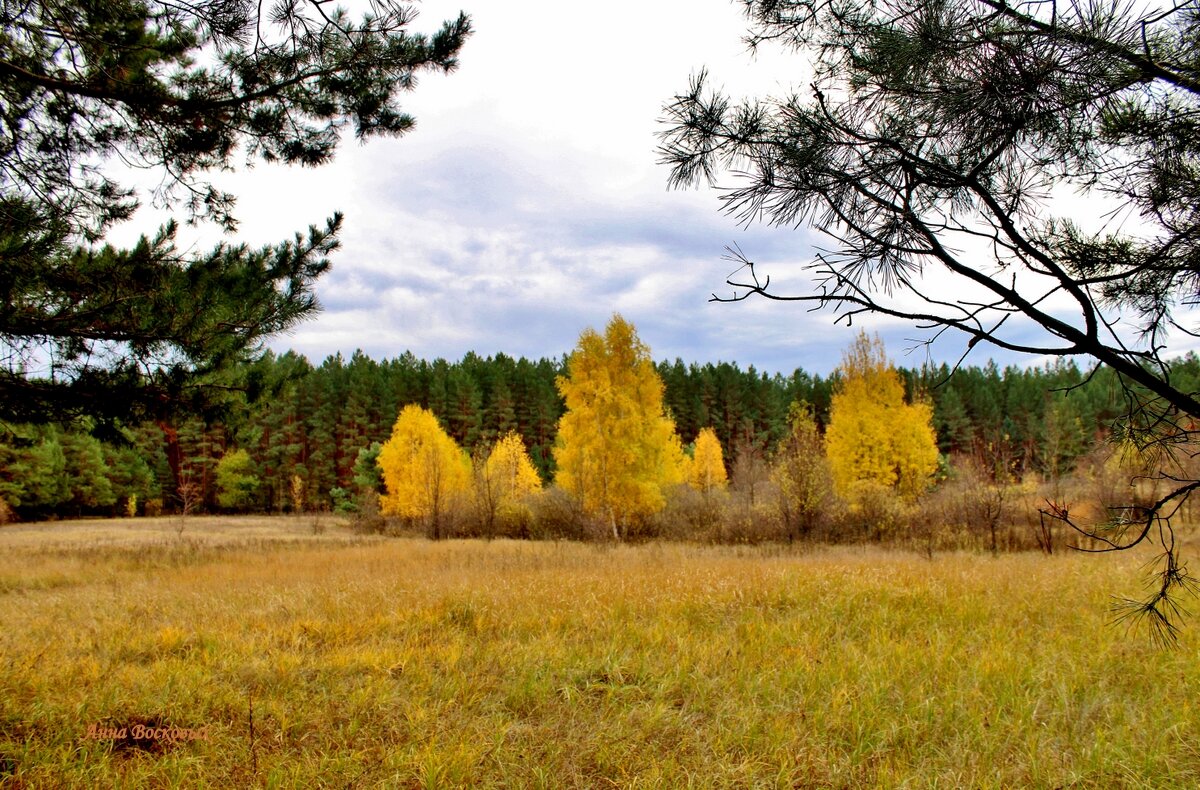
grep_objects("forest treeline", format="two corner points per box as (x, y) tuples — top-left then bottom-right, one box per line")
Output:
(2, 344), (1194, 525)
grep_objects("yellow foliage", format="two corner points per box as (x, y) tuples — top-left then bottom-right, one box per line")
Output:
(378, 405), (470, 524)
(486, 432), (542, 500)
(554, 315), (687, 538)
(688, 427), (728, 493)
(825, 333), (938, 501)
(290, 473), (305, 513)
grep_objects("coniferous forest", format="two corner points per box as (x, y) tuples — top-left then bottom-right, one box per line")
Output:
(5, 342), (1193, 541)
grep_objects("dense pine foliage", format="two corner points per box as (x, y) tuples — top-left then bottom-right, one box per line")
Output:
(0, 0), (470, 428)
(2, 347), (1196, 521)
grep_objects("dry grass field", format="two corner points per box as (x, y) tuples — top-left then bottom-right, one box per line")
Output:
(0, 516), (1198, 788)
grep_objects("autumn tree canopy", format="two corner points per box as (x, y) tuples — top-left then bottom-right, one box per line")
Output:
(486, 432), (542, 500)
(688, 427), (728, 494)
(378, 404), (469, 539)
(475, 431), (543, 535)
(554, 315), (687, 539)
(825, 333), (938, 502)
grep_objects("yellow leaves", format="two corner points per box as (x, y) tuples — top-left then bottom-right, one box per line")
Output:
(554, 315), (687, 536)
(891, 399), (939, 498)
(485, 432), (542, 503)
(378, 404), (470, 521)
(825, 333), (938, 501)
(688, 427), (728, 493)
(480, 431), (543, 527)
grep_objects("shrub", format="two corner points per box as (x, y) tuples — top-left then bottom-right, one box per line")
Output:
(652, 485), (726, 542)
(835, 483), (905, 543)
(528, 487), (596, 541)
(350, 492), (387, 535)
(713, 502), (788, 544)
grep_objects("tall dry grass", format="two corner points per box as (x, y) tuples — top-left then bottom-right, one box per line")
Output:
(0, 519), (1196, 787)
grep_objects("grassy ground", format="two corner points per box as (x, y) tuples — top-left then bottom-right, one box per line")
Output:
(0, 517), (1197, 788)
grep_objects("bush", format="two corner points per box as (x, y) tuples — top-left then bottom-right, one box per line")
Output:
(493, 499), (536, 539)
(350, 492), (387, 535)
(713, 500), (788, 544)
(651, 485), (726, 541)
(528, 487), (596, 541)
(919, 455), (1015, 552)
(712, 482), (792, 544)
(834, 483), (905, 543)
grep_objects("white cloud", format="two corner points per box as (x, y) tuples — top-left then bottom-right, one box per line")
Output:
(108, 0), (1162, 376)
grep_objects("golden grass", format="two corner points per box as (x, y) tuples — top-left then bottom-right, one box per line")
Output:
(0, 518), (1197, 788)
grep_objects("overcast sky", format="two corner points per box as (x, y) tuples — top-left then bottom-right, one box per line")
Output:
(110, 0), (1141, 375)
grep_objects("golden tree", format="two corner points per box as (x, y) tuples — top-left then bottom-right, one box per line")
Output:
(474, 431), (543, 535)
(554, 315), (687, 539)
(378, 404), (470, 539)
(688, 427), (728, 494)
(825, 333), (938, 501)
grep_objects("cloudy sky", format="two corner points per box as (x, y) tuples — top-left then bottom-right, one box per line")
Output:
(112, 0), (1121, 375)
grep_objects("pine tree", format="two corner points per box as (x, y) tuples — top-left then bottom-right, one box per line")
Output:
(339, 351), (380, 486)
(60, 431), (117, 512)
(303, 357), (341, 509)
(112, 444), (157, 512)
(484, 373), (518, 443)
(445, 367), (483, 449)
(0, 1), (470, 426)
(0, 429), (68, 512)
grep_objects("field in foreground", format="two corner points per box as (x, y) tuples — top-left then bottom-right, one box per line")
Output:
(0, 518), (1198, 788)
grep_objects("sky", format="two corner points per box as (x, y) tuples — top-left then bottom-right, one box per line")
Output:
(108, 0), (1139, 376)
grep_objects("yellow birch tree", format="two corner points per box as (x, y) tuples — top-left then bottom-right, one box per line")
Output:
(378, 404), (470, 539)
(825, 332), (938, 502)
(475, 431), (543, 535)
(554, 315), (687, 539)
(688, 427), (728, 494)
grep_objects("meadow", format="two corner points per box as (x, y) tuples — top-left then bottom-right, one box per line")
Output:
(0, 517), (1198, 788)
